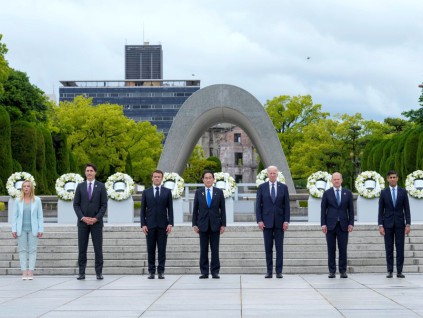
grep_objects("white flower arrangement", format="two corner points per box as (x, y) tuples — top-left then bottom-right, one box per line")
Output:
(6, 172), (36, 199)
(355, 170), (385, 199)
(405, 170), (423, 199)
(162, 172), (184, 199)
(256, 169), (285, 187)
(55, 173), (84, 201)
(307, 171), (333, 198)
(214, 172), (237, 198)
(106, 172), (135, 201)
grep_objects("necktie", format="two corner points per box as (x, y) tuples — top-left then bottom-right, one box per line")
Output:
(155, 187), (159, 200)
(392, 188), (396, 207)
(88, 182), (92, 200)
(207, 188), (212, 208)
(271, 183), (276, 203)
(336, 189), (340, 206)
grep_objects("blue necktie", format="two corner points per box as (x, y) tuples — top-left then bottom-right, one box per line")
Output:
(392, 188), (396, 207)
(88, 182), (92, 200)
(271, 183), (276, 203)
(336, 189), (340, 207)
(207, 189), (212, 207)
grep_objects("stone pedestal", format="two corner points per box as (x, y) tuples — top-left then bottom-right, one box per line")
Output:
(8, 198), (16, 224)
(57, 200), (76, 224)
(408, 195), (423, 222)
(308, 196), (321, 222)
(173, 198), (184, 224)
(226, 198), (234, 224)
(107, 197), (134, 223)
(357, 196), (378, 223)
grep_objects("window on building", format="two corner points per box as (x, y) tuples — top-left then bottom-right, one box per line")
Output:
(235, 175), (243, 183)
(234, 133), (241, 143)
(235, 152), (243, 166)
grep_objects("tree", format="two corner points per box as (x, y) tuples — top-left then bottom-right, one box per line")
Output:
(11, 121), (37, 178)
(0, 106), (12, 192)
(51, 96), (163, 183)
(182, 145), (218, 183)
(0, 34), (10, 96)
(402, 83), (423, 125)
(0, 68), (49, 122)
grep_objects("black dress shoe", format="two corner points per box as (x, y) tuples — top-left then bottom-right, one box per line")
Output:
(199, 274), (209, 279)
(96, 274), (103, 280)
(158, 273), (165, 279)
(276, 273), (283, 278)
(386, 272), (393, 278)
(264, 273), (272, 278)
(148, 273), (155, 279)
(340, 272), (348, 278)
(77, 274), (85, 280)
(212, 274), (220, 279)
(328, 273), (336, 278)
(397, 273), (405, 278)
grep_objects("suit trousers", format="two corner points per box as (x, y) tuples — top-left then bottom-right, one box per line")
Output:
(263, 227), (284, 274)
(146, 227), (168, 274)
(384, 226), (405, 273)
(199, 227), (221, 275)
(17, 230), (39, 271)
(326, 222), (348, 273)
(78, 222), (103, 275)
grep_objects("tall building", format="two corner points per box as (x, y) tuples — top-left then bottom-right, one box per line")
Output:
(59, 79), (200, 136)
(125, 43), (163, 79)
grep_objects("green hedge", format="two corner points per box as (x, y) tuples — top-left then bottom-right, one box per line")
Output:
(11, 121), (37, 177)
(0, 106), (12, 193)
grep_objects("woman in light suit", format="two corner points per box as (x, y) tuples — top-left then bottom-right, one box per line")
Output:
(11, 180), (44, 280)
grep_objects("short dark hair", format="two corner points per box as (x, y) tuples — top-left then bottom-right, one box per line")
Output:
(387, 170), (398, 177)
(202, 170), (214, 179)
(152, 169), (164, 177)
(85, 163), (97, 172)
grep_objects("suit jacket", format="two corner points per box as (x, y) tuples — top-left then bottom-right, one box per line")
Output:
(140, 186), (174, 229)
(256, 182), (290, 229)
(321, 187), (354, 231)
(12, 196), (44, 237)
(378, 187), (411, 228)
(192, 186), (226, 232)
(73, 180), (108, 226)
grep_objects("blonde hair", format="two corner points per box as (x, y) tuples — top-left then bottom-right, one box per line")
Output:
(19, 180), (35, 202)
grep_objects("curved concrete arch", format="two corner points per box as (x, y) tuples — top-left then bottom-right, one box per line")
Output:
(158, 84), (296, 193)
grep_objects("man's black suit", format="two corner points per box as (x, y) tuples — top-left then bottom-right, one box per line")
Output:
(73, 180), (108, 275)
(321, 187), (354, 274)
(256, 182), (290, 275)
(141, 186), (174, 274)
(192, 186), (226, 276)
(378, 186), (411, 273)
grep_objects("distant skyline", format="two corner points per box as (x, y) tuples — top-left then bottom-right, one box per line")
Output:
(1, 0), (422, 121)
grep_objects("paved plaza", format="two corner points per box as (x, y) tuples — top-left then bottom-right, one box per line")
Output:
(0, 274), (422, 317)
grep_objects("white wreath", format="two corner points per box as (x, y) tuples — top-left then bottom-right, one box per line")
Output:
(307, 171), (333, 198)
(106, 173), (135, 201)
(214, 172), (237, 198)
(6, 172), (36, 199)
(406, 170), (423, 199)
(162, 172), (184, 199)
(55, 173), (84, 201)
(355, 171), (385, 199)
(256, 169), (285, 187)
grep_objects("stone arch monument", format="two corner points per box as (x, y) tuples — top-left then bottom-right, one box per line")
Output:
(158, 84), (296, 193)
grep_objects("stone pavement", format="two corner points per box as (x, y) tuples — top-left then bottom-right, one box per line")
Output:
(0, 274), (422, 318)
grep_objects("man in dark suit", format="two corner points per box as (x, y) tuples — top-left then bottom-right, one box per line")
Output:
(73, 163), (108, 280)
(321, 172), (354, 278)
(192, 170), (226, 279)
(256, 165), (290, 278)
(141, 169), (174, 279)
(378, 170), (411, 278)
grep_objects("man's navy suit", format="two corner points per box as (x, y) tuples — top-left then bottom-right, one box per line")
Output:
(321, 187), (354, 274)
(378, 186), (411, 273)
(192, 186), (226, 276)
(256, 182), (290, 274)
(73, 180), (108, 276)
(141, 186), (174, 274)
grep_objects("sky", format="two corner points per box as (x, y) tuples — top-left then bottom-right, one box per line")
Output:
(1, 0), (422, 121)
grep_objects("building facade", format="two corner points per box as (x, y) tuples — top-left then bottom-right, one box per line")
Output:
(125, 43), (163, 79)
(59, 79), (200, 136)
